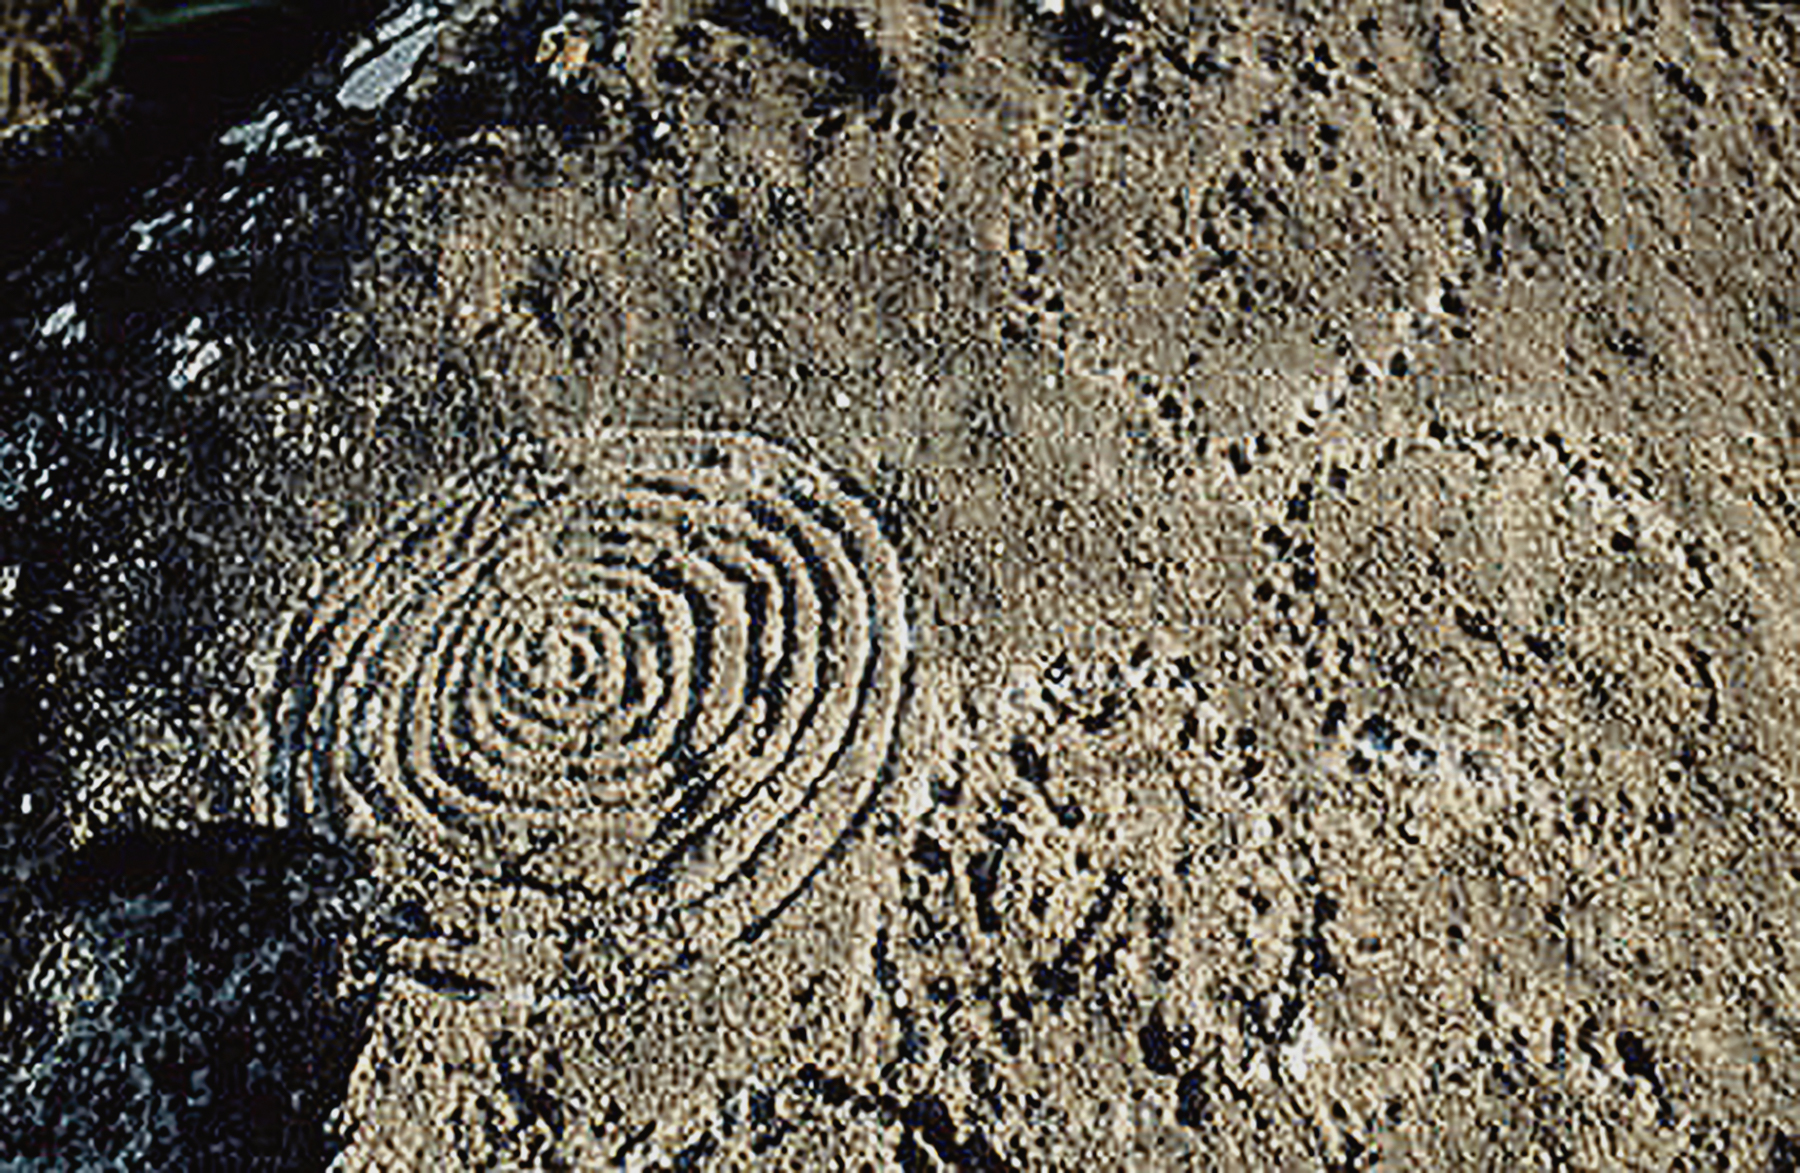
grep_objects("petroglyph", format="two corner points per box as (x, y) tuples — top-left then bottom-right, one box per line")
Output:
(253, 430), (907, 994)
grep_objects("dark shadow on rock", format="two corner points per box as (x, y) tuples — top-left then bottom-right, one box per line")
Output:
(0, 680), (65, 991)
(0, 0), (385, 272)
(0, 822), (375, 1170)
(0, 0), (394, 985)
(705, 0), (894, 108)
(1029, 0), (1139, 84)
(0, 0), (619, 1158)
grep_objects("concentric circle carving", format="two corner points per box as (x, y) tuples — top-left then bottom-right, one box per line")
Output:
(261, 430), (907, 978)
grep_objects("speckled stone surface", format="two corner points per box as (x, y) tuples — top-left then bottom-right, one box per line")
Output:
(2, 0), (1798, 1166)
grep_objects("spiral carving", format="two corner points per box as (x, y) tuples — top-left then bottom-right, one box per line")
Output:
(259, 431), (907, 981)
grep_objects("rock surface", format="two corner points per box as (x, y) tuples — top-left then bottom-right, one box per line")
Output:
(2, 0), (1799, 1166)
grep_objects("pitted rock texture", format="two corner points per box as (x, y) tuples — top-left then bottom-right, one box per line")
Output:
(1, 0), (1798, 1166)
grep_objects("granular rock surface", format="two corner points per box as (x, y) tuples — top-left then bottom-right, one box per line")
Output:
(1, 0), (1798, 1166)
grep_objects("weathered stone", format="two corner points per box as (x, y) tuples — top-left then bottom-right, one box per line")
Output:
(2, 0), (1798, 1165)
